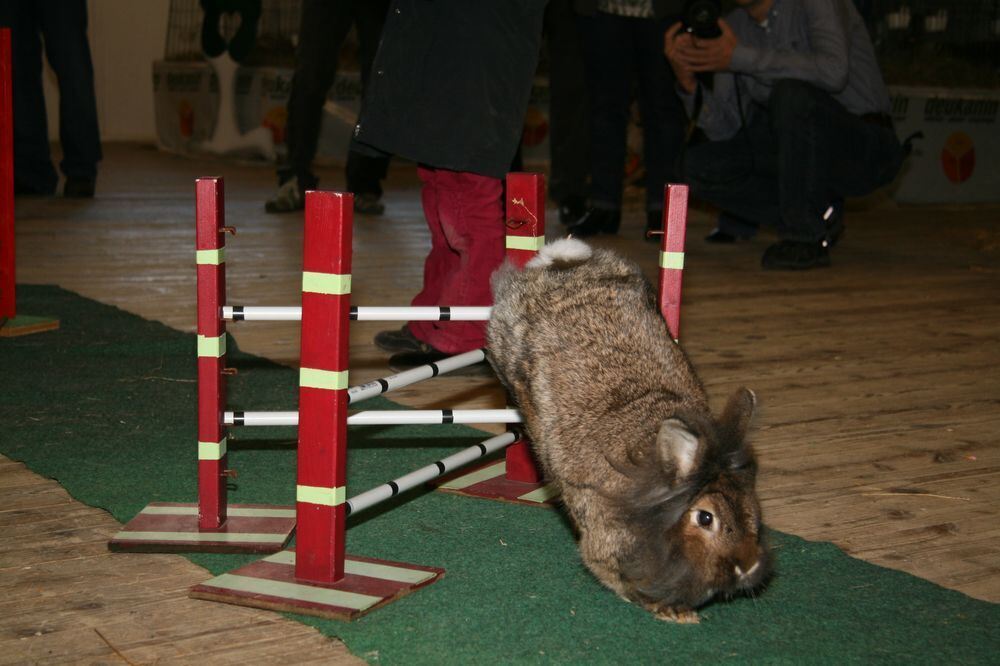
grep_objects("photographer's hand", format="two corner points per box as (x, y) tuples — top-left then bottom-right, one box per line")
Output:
(679, 19), (738, 72)
(664, 23), (698, 94)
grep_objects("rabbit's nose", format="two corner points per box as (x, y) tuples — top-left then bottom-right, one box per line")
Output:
(734, 560), (761, 580)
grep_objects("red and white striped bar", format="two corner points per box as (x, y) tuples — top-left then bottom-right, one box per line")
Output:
(196, 177), (230, 529)
(222, 305), (492, 322)
(224, 408), (522, 427)
(502, 173), (545, 485)
(296, 190), (353, 584)
(657, 184), (689, 342)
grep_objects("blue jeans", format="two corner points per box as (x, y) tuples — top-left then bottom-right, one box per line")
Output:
(0, 0), (102, 193)
(684, 80), (903, 242)
(577, 12), (686, 213)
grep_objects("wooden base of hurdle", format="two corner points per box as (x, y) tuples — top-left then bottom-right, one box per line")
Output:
(0, 315), (60, 337)
(109, 502), (296, 553)
(190, 549), (444, 621)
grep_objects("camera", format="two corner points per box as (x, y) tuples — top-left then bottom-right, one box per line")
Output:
(682, 0), (722, 39)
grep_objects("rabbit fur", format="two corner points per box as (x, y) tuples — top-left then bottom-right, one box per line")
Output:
(487, 238), (771, 623)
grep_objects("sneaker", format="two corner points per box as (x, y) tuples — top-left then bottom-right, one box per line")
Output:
(374, 325), (429, 354)
(566, 207), (621, 238)
(761, 240), (831, 270)
(265, 178), (305, 213)
(354, 193), (385, 216)
(388, 349), (494, 376)
(63, 177), (96, 198)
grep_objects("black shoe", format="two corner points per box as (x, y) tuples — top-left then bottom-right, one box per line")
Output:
(761, 240), (831, 270)
(354, 193), (385, 216)
(265, 177), (305, 213)
(374, 325), (429, 354)
(64, 177), (96, 198)
(566, 207), (620, 238)
(822, 199), (845, 248)
(388, 349), (494, 376)
(557, 195), (586, 226)
(644, 210), (662, 242)
(705, 229), (739, 244)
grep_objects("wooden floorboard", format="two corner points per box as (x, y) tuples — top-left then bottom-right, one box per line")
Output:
(5, 143), (999, 662)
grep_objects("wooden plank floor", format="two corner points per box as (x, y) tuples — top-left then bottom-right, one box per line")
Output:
(6, 143), (999, 662)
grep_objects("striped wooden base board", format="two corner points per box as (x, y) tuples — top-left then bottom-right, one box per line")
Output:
(108, 502), (296, 553)
(190, 549), (444, 621)
(0, 315), (60, 337)
(432, 459), (560, 507)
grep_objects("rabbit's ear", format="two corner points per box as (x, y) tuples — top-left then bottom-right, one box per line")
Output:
(656, 418), (703, 479)
(720, 387), (756, 441)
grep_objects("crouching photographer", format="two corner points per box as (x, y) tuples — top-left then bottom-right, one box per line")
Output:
(665, 0), (904, 270)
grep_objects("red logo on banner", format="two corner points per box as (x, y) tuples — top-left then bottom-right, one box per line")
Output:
(941, 131), (975, 184)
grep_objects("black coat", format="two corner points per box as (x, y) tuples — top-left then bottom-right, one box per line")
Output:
(354, 0), (547, 179)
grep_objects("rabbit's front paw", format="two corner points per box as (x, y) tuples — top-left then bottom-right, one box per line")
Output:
(650, 604), (700, 624)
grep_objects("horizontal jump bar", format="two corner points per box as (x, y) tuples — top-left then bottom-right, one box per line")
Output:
(348, 349), (487, 404)
(222, 306), (492, 322)
(346, 432), (518, 516)
(224, 409), (522, 427)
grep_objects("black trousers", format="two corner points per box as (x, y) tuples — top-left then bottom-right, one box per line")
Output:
(684, 80), (904, 242)
(281, 0), (390, 195)
(0, 0), (102, 193)
(544, 0), (589, 203)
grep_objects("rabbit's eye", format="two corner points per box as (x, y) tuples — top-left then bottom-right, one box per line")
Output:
(697, 510), (714, 528)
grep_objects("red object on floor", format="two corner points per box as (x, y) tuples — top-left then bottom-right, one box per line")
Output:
(658, 184), (689, 341)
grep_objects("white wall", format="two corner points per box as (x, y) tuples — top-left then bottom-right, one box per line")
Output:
(42, 0), (170, 142)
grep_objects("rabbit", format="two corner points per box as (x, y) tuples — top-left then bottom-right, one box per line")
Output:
(487, 238), (770, 623)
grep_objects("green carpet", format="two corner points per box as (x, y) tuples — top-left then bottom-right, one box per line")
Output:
(2, 285), (998, 665)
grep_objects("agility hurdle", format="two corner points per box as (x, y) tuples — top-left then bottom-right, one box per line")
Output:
(0, 27), (59, 338)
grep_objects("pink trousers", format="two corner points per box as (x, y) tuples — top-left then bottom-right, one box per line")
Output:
(408, 166), (505, 354)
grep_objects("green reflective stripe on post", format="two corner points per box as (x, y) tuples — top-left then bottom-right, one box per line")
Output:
(198, 438), (227, 460)
(197, 334), (226, 357)
(196, 248), (225, 265)
(660, 251), (685, 270)
(505, 235), (545, 252)
(299, 367), (349, 390)
(302, 271), (352, 295)
(297, 484), (346, 507)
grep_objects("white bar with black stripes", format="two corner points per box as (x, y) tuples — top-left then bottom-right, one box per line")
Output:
(225, 409), (522, 427)
(345, 432), (518, 516)
(222, 305), (492, 321)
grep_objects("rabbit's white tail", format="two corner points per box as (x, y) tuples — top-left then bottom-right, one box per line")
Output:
(526, 237), (592, 269)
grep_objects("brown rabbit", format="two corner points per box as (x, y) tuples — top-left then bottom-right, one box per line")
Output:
(487, 238), (770, 623)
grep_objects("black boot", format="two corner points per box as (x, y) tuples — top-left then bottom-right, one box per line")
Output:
(566, 207), (621, 238)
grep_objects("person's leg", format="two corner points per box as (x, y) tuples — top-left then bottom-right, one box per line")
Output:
(37, 0), (101, 195)
(0, 2), (57, 195)
(344, 0), (390, 209)
(570, 12), (630, 235)
(284, 0), (353, 189)
(544, 0), (589, 221)
(633, 16), (686, 236)
(683, 117), (781, 237)
(407, 169), (504, 355)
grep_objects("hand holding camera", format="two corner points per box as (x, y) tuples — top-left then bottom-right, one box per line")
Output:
(665, 0), (738, 93)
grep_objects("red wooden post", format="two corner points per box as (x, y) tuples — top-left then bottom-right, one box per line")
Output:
(503, 173), (544, 484)
(0, 29), (15, 321)
(295, 190), (353, 584)
(195, 178), (229, 529)
(657, 184), (689, 341)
